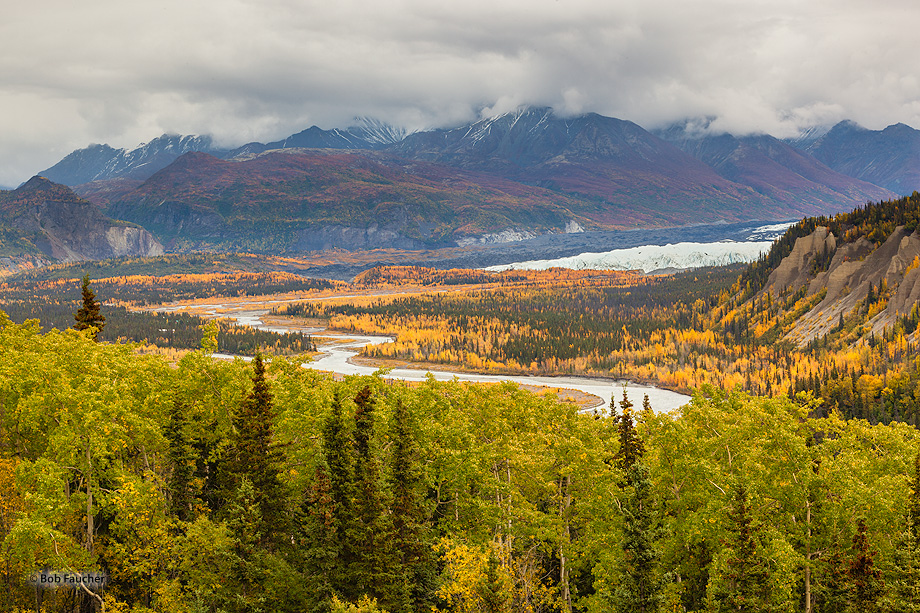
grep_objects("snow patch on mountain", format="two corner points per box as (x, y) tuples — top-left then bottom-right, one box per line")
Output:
(484, 240), (772, 273)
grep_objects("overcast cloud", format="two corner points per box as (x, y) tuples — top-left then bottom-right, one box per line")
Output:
(2, 0), (919, 187)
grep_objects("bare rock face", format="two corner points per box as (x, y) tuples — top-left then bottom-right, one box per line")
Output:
(765, 226), (836, 295)
(777, 225), (920, 346)
(0, 177), (164, 263)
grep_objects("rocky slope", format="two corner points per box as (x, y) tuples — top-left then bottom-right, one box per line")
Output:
(740, 193), (920, 347)
(0, 177), (163, 266)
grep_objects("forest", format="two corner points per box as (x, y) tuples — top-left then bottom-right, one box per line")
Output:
(269, 194), (920, 427)
(0, 315), (918, 613)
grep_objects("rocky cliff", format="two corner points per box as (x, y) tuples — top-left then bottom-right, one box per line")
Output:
(759, 218), (920, 346)
(0, 177), (164, 266)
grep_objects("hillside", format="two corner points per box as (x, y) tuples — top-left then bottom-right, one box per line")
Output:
(34, 108), (911, 249)
(802, 120), (920, 195)
(88, 149), (595, 251)
(0, 177), (163, 263)
(731, 193), (920, 347)
(656, 128), (895, 210)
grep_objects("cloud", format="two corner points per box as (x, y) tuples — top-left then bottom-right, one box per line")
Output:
(2, 0), (919, 186)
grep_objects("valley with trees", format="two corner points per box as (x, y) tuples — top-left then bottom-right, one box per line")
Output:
(1, 194), (920, 611)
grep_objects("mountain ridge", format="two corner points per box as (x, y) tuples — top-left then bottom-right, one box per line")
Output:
(27, 108), (920, 254)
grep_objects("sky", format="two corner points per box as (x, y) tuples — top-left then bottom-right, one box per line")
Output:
(2, 0), (920, 187)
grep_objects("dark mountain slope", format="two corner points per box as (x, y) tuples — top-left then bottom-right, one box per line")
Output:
(95, 150), (595, 252)
(391, 108), (877, 224)
(803, 121), (920, 195)
(657, 130), (896, 210)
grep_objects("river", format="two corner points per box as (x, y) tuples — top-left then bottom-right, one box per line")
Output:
(197, 307), (692, 414)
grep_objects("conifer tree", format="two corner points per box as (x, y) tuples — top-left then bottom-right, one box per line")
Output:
(712, 482), (772, 612)
(882, 514), (920, 613)
(609, 389), (660, 613)
(351, 386), (399, 607)
(478, 550), (511, 613)
(614, 390), (645, 475)
(389, 396), (437, 612)
(323, 391), (358, 600)
(73, 274), (105, 341)
(847, 519), (883, 612)
(294, 461), (340, 613)
(165, 395), (196, 522)
(229, 354), (287, 548)
(910, 449), (920, 542)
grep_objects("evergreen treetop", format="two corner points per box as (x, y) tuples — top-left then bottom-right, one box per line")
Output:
(73, 273), (105, 341)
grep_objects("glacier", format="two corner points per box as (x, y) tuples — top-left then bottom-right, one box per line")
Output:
(483, 240), (773, 274)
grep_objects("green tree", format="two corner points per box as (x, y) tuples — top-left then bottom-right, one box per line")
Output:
(614, 390), (644, 475)
(323, 390), (358, 600)
(73, 274), (105, 340)
(293, 461), (340, 613)
(227, 354), (287, 548)
(352, 385), (399, 607)
(710, 482), (773, 612)
(389, 396), (437, 612)
(608, 389), (660, 613)
(165, 394), (196, 522)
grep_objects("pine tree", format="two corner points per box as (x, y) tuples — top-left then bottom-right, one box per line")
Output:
(351, 385), (399, 607)
(882, 514), (920, 613)
(73, 274), (105, 341)
(478, 550), (511, 613)
(323, 390), (358, 601)
(614, 390), (645, 475)
(610, 389), (660, 613)
(613, 463), (660, 613)
(294, 461), (340, 613)
(228, 354), (287, 548)
(910, 449), (920, 543)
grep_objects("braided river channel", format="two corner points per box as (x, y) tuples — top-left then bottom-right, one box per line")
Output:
(159, 300), (691, 414)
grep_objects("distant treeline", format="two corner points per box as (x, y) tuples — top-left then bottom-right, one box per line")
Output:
(1, 271), (337, 306)
(1, 300), (314, 356)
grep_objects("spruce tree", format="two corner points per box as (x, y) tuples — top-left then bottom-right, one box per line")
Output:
(73, 274), (105, 341)
(614, 390), (645, 475)
(351, 386), (399, 607)
(882, 514), (920, 613)
(478, 550), (511, 613)
(610, 389), (660, 613)
(323, 390), (358, 600)
(847, 519), (883, 613)
(389, 397), (437, 612)
(229, 354), (287, 548)
(165, 395), (196, 522)
(294, 461), (340, 613)
(910, 449), (920, 543)
(613, 463), (660, 613)
(712, 482), (772, 612)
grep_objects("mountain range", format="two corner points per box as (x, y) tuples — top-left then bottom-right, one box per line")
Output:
(17, 107), (920, 257)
